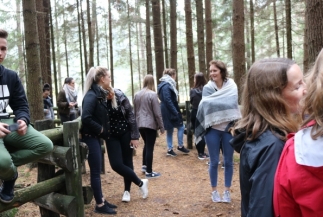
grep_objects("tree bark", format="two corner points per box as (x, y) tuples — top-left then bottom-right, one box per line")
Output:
(184, 0), (195, 88)
(87, 0), (94, 69)
(285, 0), (292, 59)
(170, 0), (177, 71)
(162, 0), (169, 68)
(108, 0), (114, 85)
(61, 0), (69, 77)
(81, 0), (89, 75)
(305, 0), (323, 65)
(152, 0), (165, 82)
(273, 0), (280, 57)
(43, 0), (52, 86)
(127, 0), (134, 99)
(77, 0), (85, 90)
(22, 0), (43, 123)
(36, 0), (47, 85)
(249, 0), (255, 63)
(195, 0), (206, 75)
(146, 0), (153, 75)
(205, 0), (212, 77)
(16, 0), (25, 84)
(232, 0), (246, 101)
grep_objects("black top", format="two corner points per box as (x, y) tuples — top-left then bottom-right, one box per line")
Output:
(190, 88), (203, 109)
(107, 100), (128, 137)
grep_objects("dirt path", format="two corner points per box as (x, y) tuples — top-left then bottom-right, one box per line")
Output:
(15, 133), (241, 217)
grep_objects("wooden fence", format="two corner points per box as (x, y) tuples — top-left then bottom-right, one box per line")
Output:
(0, 119), (93, 217)
(179, 101), (193, 149)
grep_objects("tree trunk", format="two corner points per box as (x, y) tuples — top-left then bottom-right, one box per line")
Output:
(87, 0), (94, 68)
(146, 0), (153, 75)
(162, 0), (169, 68)
(152, 0), (165, 82)
(273, 0), (280, 57)
(16, 0), (25, 84)
(195, 0), (206, 75)
(245, 6), (251, 70)
(62, 0), (69, 76)
(104, 20), (109, 69)
(205, 0), (212, 77)
(232, 0), (246, 101)
(77, 0), (85, 91)
(127, 0), (134, 99)
(108, 0), (114, 85)
(22, 0), (43, 123)
(54, 0), (62, 87)
(249, 0), (255, 63)
(43, 0), (52, 86)
(184, 0), (195, 88)
(81, 0), (89, 75)
(50, 0), (58, 103)
(285, 0), (292, 59)
(170, 0), (177, 71)
(136, 22), (141, 89)
(305, 0), (323, 65)
(36, 0), (47, 84)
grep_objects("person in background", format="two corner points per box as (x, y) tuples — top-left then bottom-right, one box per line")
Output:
(157, 68), (190, 156)
(81, 66), (117, 215)
(273, 50), (323, 217)
(43, 83), (54, 120)
(195, 60), (241, 203)
(230, 58), (306, 217)
(57, 77), (78, 123)
(190, 72), (209, 160)
(134, 74), (165, 179)
(0, 29), (53, 203)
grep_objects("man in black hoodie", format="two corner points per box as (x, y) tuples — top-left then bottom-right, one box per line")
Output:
(0, 29), (53, 203)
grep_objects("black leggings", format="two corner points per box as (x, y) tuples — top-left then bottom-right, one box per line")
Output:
(105, 131), (141, 192)
(139, 128), (157, 173)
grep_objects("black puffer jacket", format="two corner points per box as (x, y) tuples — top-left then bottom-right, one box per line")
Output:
(81, 84), (110, 139)
(114, 89), (140, 140)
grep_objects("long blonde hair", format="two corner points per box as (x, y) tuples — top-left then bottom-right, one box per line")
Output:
(302, 48), (323, 139)
(234, 58), (299, 141)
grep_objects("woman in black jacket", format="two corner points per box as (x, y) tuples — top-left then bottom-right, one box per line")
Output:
(81, 67), (148, 214)
(190, 72), (208, 160)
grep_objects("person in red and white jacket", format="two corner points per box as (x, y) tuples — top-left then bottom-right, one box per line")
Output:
(274, 48), (323, 217)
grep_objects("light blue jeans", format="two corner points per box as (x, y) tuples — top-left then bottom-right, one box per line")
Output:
(166, 125), (184, 150)
(204, 128), (234, 188)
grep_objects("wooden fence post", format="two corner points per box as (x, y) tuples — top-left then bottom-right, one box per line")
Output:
(63, 121), (84, 217)
(35, 119), (59, 217)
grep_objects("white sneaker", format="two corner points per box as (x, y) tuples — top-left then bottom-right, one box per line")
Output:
(122, 191), (130, 202)
(222, 190), (231, 203)
(211, 190), (221, 202)
(139, 179), (148, 199)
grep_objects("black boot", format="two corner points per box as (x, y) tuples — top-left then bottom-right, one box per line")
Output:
(0, 172), (18, 204)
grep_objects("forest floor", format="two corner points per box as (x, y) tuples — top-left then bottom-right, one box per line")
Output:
(14, 131), (241, 217)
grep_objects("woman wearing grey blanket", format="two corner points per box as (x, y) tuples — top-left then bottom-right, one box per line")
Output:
(195, 60), (241, 203)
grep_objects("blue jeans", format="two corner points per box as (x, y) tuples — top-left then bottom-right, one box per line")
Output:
(204, 128), (234, 188)
(166, 125), (184, 150)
